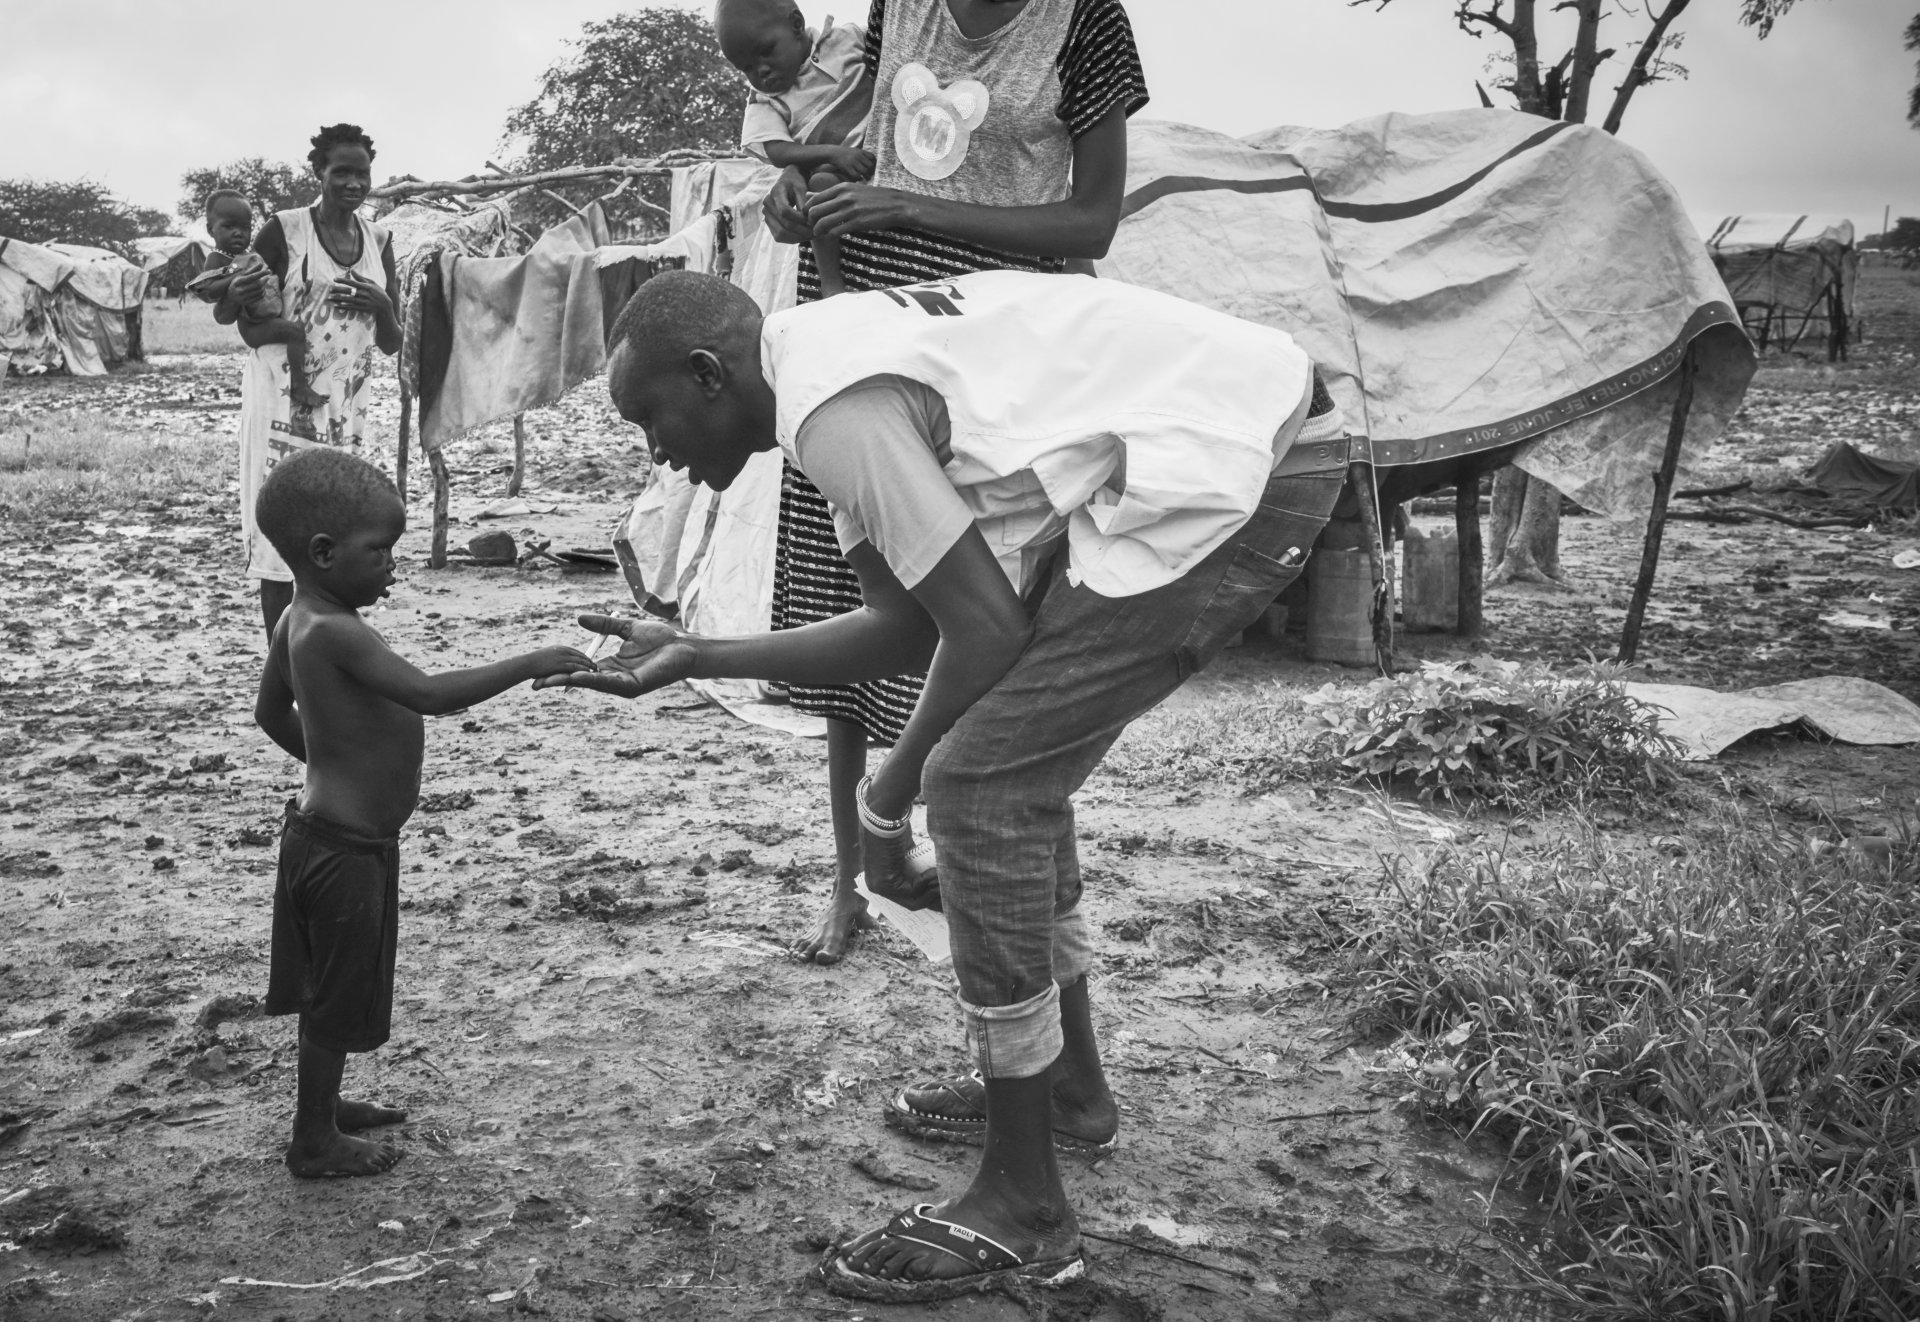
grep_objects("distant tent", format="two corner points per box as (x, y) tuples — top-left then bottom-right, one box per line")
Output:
(132, 226), (213, 298)
(0, 238), (148, 376)
(1705, 214), (1856, 360)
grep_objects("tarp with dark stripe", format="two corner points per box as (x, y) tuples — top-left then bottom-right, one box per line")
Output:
(1097, 109), (1755, 516)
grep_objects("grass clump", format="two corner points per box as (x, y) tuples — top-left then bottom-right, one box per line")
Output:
(1353, 820), (1920, 1319)
(0, 414), (232, 521)
(1305, 659), (1681, 809)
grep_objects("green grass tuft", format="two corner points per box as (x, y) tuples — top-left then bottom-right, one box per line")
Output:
(0, 414), (233, 521)
(1353, 816), (1920, 1319)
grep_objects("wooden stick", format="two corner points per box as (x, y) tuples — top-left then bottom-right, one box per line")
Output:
(1709, 502), (1868, 530)
(396, 380), (411, 503)
(369, 154), (746, 203)
(1455, 466), (1484, 637)
(1348, 460), (1394, 674)
(1618, 346), (1696, 663)
(508, 415), (527, 498)
(1079, 1231), (1257, 1283)
(428, 445), (452, 570)
(1674, 478), (1750, 500)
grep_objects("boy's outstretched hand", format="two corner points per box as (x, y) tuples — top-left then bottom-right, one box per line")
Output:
(526, 646), (601, 682)
(532, 615), (696, 698)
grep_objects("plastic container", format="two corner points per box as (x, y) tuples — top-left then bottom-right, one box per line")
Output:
(1401, 526), (1460, 632)
(1307, 547), (1384, 667)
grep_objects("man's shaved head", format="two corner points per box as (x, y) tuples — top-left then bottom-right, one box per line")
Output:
(605, 270), (776, 491)
(607, 269), (763, 415)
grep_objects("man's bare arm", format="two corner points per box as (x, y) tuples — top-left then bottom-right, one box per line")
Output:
(857, 528), (1031, 818)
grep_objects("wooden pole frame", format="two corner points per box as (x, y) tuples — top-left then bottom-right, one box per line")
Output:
(1454, 465), (1486, 637)
(1617, 345), (1698, 663)
(396, 380), (412, 503)
(1348, 459), (1395, 675)
(508, 415), (527, 498)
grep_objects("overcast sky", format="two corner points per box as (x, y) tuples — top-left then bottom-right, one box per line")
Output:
(4, 0), (1915, 236)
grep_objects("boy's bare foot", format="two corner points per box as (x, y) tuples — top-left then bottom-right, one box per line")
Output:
(334, 1097), (406, 1130)
(796, 889), (875, 965)
(286, 1130), (402, 1178)
(291, 382), (329, 410)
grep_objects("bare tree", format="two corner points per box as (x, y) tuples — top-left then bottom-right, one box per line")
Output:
(1358, 0), (1799, 585)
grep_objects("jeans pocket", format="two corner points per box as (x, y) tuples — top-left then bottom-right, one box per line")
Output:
(1174, 541), (1307, 679)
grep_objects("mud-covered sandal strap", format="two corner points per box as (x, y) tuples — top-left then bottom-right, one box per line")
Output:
(882, 1205), (1023, 1273)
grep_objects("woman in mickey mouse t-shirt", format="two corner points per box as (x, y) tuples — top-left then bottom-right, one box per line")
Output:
(762, 0), (1149, 971)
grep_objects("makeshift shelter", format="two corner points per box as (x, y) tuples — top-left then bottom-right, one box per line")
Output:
(131, 228), (212, 298)
(398, 111), (1755, 711)
(0, 238), (147, 376)
(619, 110), (1753, 718)
(1705, 214), (1856, 360)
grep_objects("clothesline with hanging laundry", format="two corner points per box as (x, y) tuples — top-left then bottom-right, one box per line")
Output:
(369, 152), (753, 206)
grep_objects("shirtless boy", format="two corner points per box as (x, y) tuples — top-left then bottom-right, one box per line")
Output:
(192, 190), (329, 409)
(714, 0), (875, 294)
(252, 448), (595, 1176)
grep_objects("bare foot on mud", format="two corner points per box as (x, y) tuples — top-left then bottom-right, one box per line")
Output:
(334, 1097), (406, 1130)
(796, 888), (875, 965)
(286, 1130), (402, 1178)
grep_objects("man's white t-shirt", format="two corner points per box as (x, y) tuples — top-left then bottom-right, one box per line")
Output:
(764, 271), (1337, 598)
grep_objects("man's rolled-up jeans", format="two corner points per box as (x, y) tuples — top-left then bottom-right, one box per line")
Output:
(922, 457), (1345, 1078)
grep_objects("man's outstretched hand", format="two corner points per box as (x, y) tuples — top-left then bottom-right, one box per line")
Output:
(532, 614), (697, 698)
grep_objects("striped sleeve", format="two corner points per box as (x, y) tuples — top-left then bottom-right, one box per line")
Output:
(863, 0), (885, 79)
(1057, 0), (1149, 139)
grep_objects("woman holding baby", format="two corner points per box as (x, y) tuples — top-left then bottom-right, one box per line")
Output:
(763, 0), (1149, 965)
(222, 123), (401, 636)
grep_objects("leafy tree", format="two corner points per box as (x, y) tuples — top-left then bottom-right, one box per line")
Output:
(128, 207), (175, 238)
(1359, 0), (1801, 589)
(0, 178), (154, 252)
(177, 159), (319, 226)
(501, 8), (740, 226)
(1907, 13), (1920, 128)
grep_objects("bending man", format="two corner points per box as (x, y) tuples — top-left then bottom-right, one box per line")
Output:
(556, 268), (1348, 1302)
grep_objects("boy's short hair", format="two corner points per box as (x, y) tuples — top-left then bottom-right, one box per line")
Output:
(205, 189), (250, 221)
(256, 448), (401, 569)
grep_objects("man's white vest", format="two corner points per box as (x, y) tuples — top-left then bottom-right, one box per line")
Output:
(762, 270), (1316, 597)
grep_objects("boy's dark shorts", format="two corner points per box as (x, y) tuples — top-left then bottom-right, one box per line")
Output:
(266, 801), (400, 1054)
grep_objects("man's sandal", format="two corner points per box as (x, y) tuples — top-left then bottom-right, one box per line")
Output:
(883, 1071), (1119, 1157)
(817, 1203), (1085, 1303)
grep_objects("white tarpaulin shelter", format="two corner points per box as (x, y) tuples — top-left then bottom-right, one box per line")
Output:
(131, 226), (213, 295)
(0, 237), (147, 376)
(1705, 213), (1856, 359)
(1103, 110), (1754, 514)
(623, 110), (1755, 732)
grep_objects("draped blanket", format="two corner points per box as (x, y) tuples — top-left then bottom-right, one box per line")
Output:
(1099, 110), (1755, 514)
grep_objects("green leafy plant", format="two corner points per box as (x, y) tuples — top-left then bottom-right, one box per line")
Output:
(1304, 659), (1681, 807)
(1352, 819), (1920, 1319)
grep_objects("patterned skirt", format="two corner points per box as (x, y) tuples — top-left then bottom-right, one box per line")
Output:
(771, 231), (1066, 743)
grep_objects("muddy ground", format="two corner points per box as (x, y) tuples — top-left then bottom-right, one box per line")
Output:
(2, 267), (1917, 1322)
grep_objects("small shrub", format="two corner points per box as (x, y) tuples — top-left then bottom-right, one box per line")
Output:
(1304, 659), (1681, 808)
(1352, 818), (1920, 1319)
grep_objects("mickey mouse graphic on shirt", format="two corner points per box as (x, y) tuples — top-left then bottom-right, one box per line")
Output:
(891, 62), (990, 182)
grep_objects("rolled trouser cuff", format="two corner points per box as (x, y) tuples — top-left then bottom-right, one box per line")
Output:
(960, 980), (1063, 1079)
(1053, 906), (1094, 985)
